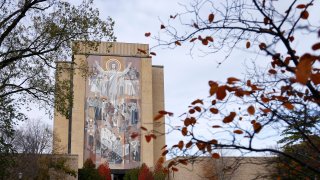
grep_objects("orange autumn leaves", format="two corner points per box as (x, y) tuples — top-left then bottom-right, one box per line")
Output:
(207, 79), (270, 134)
(295, 53), (319, 85)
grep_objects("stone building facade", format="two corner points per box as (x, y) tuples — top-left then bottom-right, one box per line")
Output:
(53, 42), (165, 170)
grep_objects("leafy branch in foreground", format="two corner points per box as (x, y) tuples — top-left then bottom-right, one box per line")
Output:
(142, 0), (320, 177)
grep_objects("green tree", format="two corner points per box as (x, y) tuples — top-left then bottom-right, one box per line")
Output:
(124, 168), (139, 180)
(271, 136), (320, 179)
(0, 0), (115, 178)
(0, 96), (25, 179)
(78, 159), (101, 180)
(144, 0), (320, 176)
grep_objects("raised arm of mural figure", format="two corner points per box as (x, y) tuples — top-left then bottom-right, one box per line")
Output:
(94, 61), (106, 75)
(119, 62), (132, 76)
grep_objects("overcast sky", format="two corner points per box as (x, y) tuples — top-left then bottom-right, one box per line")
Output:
(88, 0), (266, 151)
(25, 0), (318, 155)
(91, 0), (249, 110)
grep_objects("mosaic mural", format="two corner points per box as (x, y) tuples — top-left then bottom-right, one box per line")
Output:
(84, 56), (141, 169)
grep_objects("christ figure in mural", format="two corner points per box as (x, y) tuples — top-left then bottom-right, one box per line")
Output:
(94, 60), (131, 106)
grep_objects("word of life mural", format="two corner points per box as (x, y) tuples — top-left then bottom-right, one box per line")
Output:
(84, 56), (141, 169)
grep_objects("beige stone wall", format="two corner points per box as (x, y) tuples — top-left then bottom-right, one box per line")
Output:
(152, 66), (166, 164)
(71, 55), (87, 168)
(74, 41), (149, 57)
(140, 57), (155, 167)
(54, 62), (72, 154)
(167, 157), (272, 180)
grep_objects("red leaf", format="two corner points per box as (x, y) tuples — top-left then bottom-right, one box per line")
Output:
(141, 126), (148, 131)
(190, 38), (197, 42)
(247, 80), (251, 86)
(209, 139), (218, 144)
(157, 156), (165, 165)
(196, 142), (206, 150)
(247, 105), (255, 115)
(184, 118), (191, 127)
(209, 81), (219, 96)
(191, 99), (203, 105)
(223, 112), (236, 123)
(189, 109), (195, 114)
(145, 32), (151, 37)
(246, 41), (251, 48)
(130, 132), (139, 139)
(289, 36), (294, 42)
(260, 108), (271, 114)
(268, 69), (277, 74)
(150, 134), (157, 139)
(158, 110), (167, 115)
(178, 159), (188, 165)
(181, 127), (188, 136)
(168, 161), (175, 168)
(189, 117), (196, 125)
(312, 42), (320, 51)
(253, 122), (262, 133)
(175, 41), (181, 46)
(261, 96), (270, 103)
(212, 153), (220, 159)
(202, 39), (208, 45)
(300, 10), (309, 19)
(154, 114), (164, 121)
(177, 141), (184, 150)
(227, 77), (240, 84)
(216, 85), (227, 100)
(233, 129), (243, 134)
(212, 125), (221, 128)
(206, 36), (214, 42)
(210, 108), (219, 114)
(311, 73), (320, 85)
(145, 135), (152, 143)
(283, 102), (294, 110)
(172, 167), (179, 172)
(259, 43), (267, 50)
(185, 141), (193, 148)
(162, 150), (169, 156)
(263, 17), (269, 25)
(161, 145), (167, 150)
(296, 53), (313, 84)
(194, 106), (201, 112)
(208, 13), (214, 23)
(296, 4), (306, 9)
(138, 48), (147, 54)
(251, 84), (264, 91)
